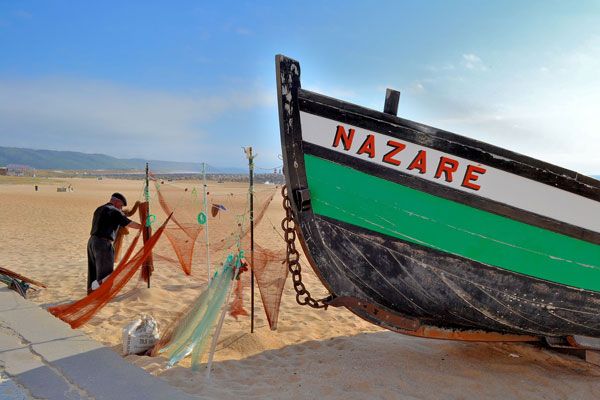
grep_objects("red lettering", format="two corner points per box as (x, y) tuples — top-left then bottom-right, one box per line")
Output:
(382, 140), (406, 166)
(461, 165), (486, 190)
(434, 157), (459, 182)
(407, 150), (427, 174)
(332, 125), (355, 150)
(356, 134), (376, 158)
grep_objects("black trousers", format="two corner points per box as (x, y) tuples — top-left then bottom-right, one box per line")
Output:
(87, 236), (114, 290)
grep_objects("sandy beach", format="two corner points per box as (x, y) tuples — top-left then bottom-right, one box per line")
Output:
(2, 176), (600, 399)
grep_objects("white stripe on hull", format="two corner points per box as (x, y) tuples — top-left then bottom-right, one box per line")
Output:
(301, 111), (600, 234)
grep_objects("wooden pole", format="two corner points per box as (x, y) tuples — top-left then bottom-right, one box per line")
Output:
(145, 162), (151, 289)
(202, 162), (211, 282)
(247, 147), (255, 333)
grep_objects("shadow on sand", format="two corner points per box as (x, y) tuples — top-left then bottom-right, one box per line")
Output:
(146, 330), (600, 400)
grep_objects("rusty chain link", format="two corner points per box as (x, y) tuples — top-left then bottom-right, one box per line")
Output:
(281, 185), (328, 309)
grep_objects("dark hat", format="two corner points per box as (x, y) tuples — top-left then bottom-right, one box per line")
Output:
(111, 192), (127, 206)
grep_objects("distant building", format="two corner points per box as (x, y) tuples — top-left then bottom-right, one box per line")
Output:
(0, 167), (7, 176)
(6, 164), (35, 177)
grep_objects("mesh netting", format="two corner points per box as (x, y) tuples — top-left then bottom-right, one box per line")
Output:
(151, 253), (241, 369)
(147, 176), (280, 281)
(114, 200), (141, 263)
(152, 177), (203, 275)
(49, 168), (290, 355)
(251, 244), (287, 330)
(147, 180), (289, 368)
(48, 215), (171, 329)
(229, 259), (249, 319)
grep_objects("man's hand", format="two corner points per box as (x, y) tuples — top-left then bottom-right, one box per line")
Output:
(127, 221), (142, 229)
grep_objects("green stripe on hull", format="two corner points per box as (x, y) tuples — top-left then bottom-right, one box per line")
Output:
(304, 154), (600, 292)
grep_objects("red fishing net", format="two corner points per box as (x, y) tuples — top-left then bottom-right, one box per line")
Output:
(151, 176), (203, 275)
(113, 201), (141, 263)
(229, 258), (249, 319)
(50, 171), (290, 338)
(250, 244), (287, 330)
(48, 215), (171, 328)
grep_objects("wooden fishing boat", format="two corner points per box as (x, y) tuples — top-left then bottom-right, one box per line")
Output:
(276, 54), (600, 344)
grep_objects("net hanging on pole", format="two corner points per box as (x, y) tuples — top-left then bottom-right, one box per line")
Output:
(48, 212), (171, 329)
(151, 252), (242, 369)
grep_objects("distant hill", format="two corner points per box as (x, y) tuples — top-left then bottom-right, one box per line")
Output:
(0, 146), (245, 173)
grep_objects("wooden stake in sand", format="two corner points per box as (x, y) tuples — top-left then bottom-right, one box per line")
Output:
(244, 147), (256, 334)
(144, 162), (152, 289)
(202, 162), (211, 282)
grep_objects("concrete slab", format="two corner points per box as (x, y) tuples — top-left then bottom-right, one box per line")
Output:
(44, 345), (196, 400)
(0, 326), (26, 352)
(0, 289), (83, 343)
(0, 371), (31, 400)
(586, 350), (600, 367)
(0, 287), (199, 400)
(0, 325), (77, 400)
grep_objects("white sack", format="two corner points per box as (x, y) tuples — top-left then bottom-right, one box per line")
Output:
(122, 314), (160, 355)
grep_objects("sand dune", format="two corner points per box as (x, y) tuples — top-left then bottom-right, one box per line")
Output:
(1, 176), (599, 399)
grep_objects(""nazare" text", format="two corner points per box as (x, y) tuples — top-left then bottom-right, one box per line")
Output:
(332, 125), (486, 191)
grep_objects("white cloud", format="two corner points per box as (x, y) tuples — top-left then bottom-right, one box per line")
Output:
(461, 53), (487, 71)
(401, 36), (600, 174)
(0, 78), (273, 162)
(412, 82), (425, 93)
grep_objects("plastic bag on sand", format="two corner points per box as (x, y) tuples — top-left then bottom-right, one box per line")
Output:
(122, 314), (160, 355)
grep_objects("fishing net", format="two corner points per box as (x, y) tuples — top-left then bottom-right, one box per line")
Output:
(146, 175), (281, 280)
(114, 201), (141, 263)
(151, 177), (203, 275)
(204, 187), (287, 330)
(47, 162), (290, 342)
(151, 253), (241, 369)
(49, 161), (292, 372)
(0, 266), (46, 298)
(229, 258), (249, 319)
(251, 243), (287, 330)
(48, 215), (171, 329)
(0, 274), (30, 297)
(204, 187), (277, 253)
(148, 179), (289, 368)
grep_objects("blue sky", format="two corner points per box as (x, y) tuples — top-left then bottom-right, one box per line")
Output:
(1, 1), (599, 172)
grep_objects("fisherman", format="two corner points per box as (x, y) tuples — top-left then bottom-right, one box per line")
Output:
(87, 193), (141, 294)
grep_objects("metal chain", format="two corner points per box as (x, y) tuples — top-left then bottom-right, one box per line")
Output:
(281, 185), (328, 309)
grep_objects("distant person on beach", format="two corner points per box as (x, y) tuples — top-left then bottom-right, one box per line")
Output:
(87, 193), (141, 294)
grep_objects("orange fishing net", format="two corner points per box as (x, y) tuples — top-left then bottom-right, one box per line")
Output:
(49, 168), (291, 339)
(148, 181), (289, 366)
(215, 189), (287, 330)
(250, 244), (287, 330)
(48, 215), (171, 328)
(229, 258), (249, 319)
(114, 201), (141, 263)
(148, 177), (279, 279)
(151, 176), (203, 275)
